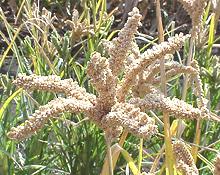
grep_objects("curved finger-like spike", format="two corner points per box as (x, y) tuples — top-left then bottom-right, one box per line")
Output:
(191, 60), (206, 108)
(14, 74), (96, 104)
(151, 65), (197, 84)
(87, 52), (116, 111)
(177, 0), (207, 36)
(129, 92), (219, 121)
(173, 141), (199, 175)
(7, 97), (93, 141)
(117, 33), (190, 101)
(109, 7), (142, 76)
(132, 61), (197, 97)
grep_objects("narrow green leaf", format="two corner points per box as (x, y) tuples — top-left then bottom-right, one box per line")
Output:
(207, 13), (215, 57)
(119, 146), (139, 175)
(0, 88), (22, 120)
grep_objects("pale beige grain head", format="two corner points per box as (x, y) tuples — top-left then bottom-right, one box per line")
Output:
(173, 141), (199, 175)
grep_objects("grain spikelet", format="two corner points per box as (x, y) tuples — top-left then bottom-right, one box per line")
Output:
(14, 74), (96, 104)
(117, 33), (190, 101)
(108, 7), (142, 76)
(7, 97), (93, 141)
(65, 9), (90, 42)
(129, 92), (219, 121)
(101, 102), (158, 138)
(173, 141), (199, 175)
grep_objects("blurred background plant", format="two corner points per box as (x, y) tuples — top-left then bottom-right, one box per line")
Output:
(0, 0), (220, 175)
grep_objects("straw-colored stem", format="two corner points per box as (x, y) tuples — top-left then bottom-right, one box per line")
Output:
(156, 0), (175, 174)
(177, 38), (194, 139)
(100, 131), (128, 175)
(163, 112), (176, 174)
(150, 144), (165, 173)
(191, 119), (202, 162)
(105, 134), (113, 175)
(112, 131), (128, 168)
(181, 38), (194, 100)
(156, 1), (164, 43)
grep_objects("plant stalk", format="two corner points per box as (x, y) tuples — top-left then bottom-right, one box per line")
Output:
(191, 119), (202, 162)
(176, 38), (194, 138)
(105, 134), (113, 175)
(156, 0), (176, 174)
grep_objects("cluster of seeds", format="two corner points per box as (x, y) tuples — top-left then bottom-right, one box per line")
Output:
(173, 141), (198, 175)
(177, 0), (207, 36)
(102, 102), (158, 138)
(7, 97), (93, 141)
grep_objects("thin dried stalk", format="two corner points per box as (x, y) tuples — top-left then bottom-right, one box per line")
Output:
(105, 134), (114, 175)
(156, 0), (175, 174)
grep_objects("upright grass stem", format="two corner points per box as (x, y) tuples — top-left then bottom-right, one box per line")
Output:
(138, 138), (143, 173)
(177, 38), (194, 138)
(156, 0), (176, 174)
(179, 29), (202, 163)
(101, 131), (128, 175)
(183, 37), (203, 162)
(105, 135), (113, 175)
(181, 38), (194, 101)
(192, 119), (202, 162)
